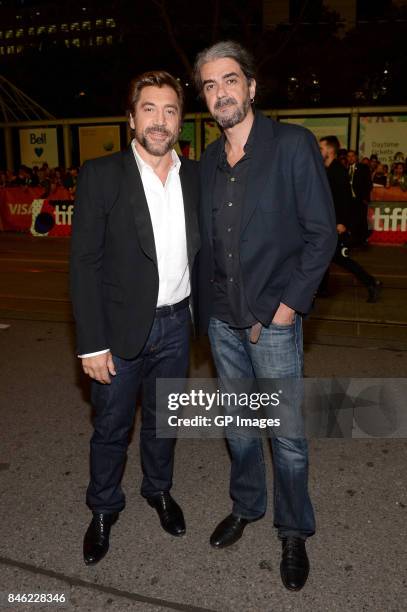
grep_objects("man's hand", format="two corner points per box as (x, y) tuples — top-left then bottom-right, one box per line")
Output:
(81, 351), (116, 384)
(336, 223), (346, 234)
(272, 302), (296, 325)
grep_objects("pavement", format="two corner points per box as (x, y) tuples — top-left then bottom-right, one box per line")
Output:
(0, 234), (406, 612)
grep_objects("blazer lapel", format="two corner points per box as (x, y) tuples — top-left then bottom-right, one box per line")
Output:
(180, 160), (201, 266)
(240, 114), (278, 234)
(122, 147), (157, 266)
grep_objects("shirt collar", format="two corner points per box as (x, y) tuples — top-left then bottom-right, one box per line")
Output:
(131, 139), (181, 176)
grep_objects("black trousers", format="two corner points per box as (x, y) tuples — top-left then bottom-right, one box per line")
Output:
(86, 304), (190, 514)
(320, 244), (374, 292)
(349, 197), (369, 245)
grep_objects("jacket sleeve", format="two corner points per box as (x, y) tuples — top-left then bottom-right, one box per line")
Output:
(281, 130), (337, 313)
(69, 161), (109, 354)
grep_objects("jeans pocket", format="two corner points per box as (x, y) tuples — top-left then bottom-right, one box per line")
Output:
(270, 314), (296, 329)
(171, 306), (190, 327)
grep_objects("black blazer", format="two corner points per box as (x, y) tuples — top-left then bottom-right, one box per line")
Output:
(326, 158), (352, 228)
(198, 112), (337, 333)
(70, 146), (200, 358)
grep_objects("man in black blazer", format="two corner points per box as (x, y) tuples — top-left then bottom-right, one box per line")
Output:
(70, 71), (200, 565)
(193, 41), (337, 591)
(319, 136), (381, 302)
(347, 149), (372, 245)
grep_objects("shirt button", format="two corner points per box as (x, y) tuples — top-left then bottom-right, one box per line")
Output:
(229, 277), (234, 282)
(227, 201), (233, 207)
(227, 226), (232, 232)
(230, 177), (236, 182)
(228, 253), (233, 258)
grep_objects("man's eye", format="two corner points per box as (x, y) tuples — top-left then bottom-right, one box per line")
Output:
(226, 78), (237, 85)
(205, 84), (214, 91)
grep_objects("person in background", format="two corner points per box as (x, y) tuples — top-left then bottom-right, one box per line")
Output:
(319, 136), (382, 303)
(388, 162), (407, 191)
(347, 149), (372, 246)
(38, 163), (50, 187)
(372, 163), (387, 187)
(369, 154), (379, 175)
(30, 166), (40, 187)
(338, 148), (348, 168)
(64, 166), (79, 194)
(12, 166), (30, 186)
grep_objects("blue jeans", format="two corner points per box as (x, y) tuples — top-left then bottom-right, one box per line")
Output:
(86, 305), (190, 513)
(208, 315), (315, 539)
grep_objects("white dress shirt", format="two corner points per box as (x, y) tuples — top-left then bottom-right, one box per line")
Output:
(79, 141), (189, 358)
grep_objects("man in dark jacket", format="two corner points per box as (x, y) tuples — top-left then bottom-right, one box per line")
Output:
(347, 148), (372, 245)
(319, 136), (382, 302)
(70, 71), (200, 565)
(194, 41), (337, 591)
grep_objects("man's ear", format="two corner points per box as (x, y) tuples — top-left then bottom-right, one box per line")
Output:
(129, 113), (135, 131)
(249, 79), (257, 101)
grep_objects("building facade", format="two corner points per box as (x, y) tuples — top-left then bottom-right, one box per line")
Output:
(0, 0), (119, 58)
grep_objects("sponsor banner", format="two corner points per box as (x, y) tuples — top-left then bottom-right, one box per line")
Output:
(359, 115), (407, 164)
(368, 186), (407, 244)
(0, 188), (35, 231)
(280, 116), (349, 147)
(19, 128), (59, 169)
(30, 198), (73, 237)
(0, 187), (73, 235)
(79, 125), (121, 164)
(175, 121), (196, 160)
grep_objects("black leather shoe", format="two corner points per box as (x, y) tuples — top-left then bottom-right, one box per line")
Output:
(210, 514), (249, 548)
(147, 492), (185, 536)
(367, 280), (382, 303)
(83, 512), (119, 565)
(280, 536), (310, 591)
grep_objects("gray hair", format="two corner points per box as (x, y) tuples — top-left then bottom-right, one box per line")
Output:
(193, 40), (256, 94)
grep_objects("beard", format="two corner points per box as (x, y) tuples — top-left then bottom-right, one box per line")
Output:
(135, 125), (178, 157)
(212, 95), (251, 129)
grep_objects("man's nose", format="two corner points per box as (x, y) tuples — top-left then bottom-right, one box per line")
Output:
(156, 108), (167, 125)
(216, 82), (228, 99)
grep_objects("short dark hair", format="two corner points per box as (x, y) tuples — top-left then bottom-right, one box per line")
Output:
(319, 135), (340, 156)
(193, 40), (256, 94)
(126, 70), (184, 117)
